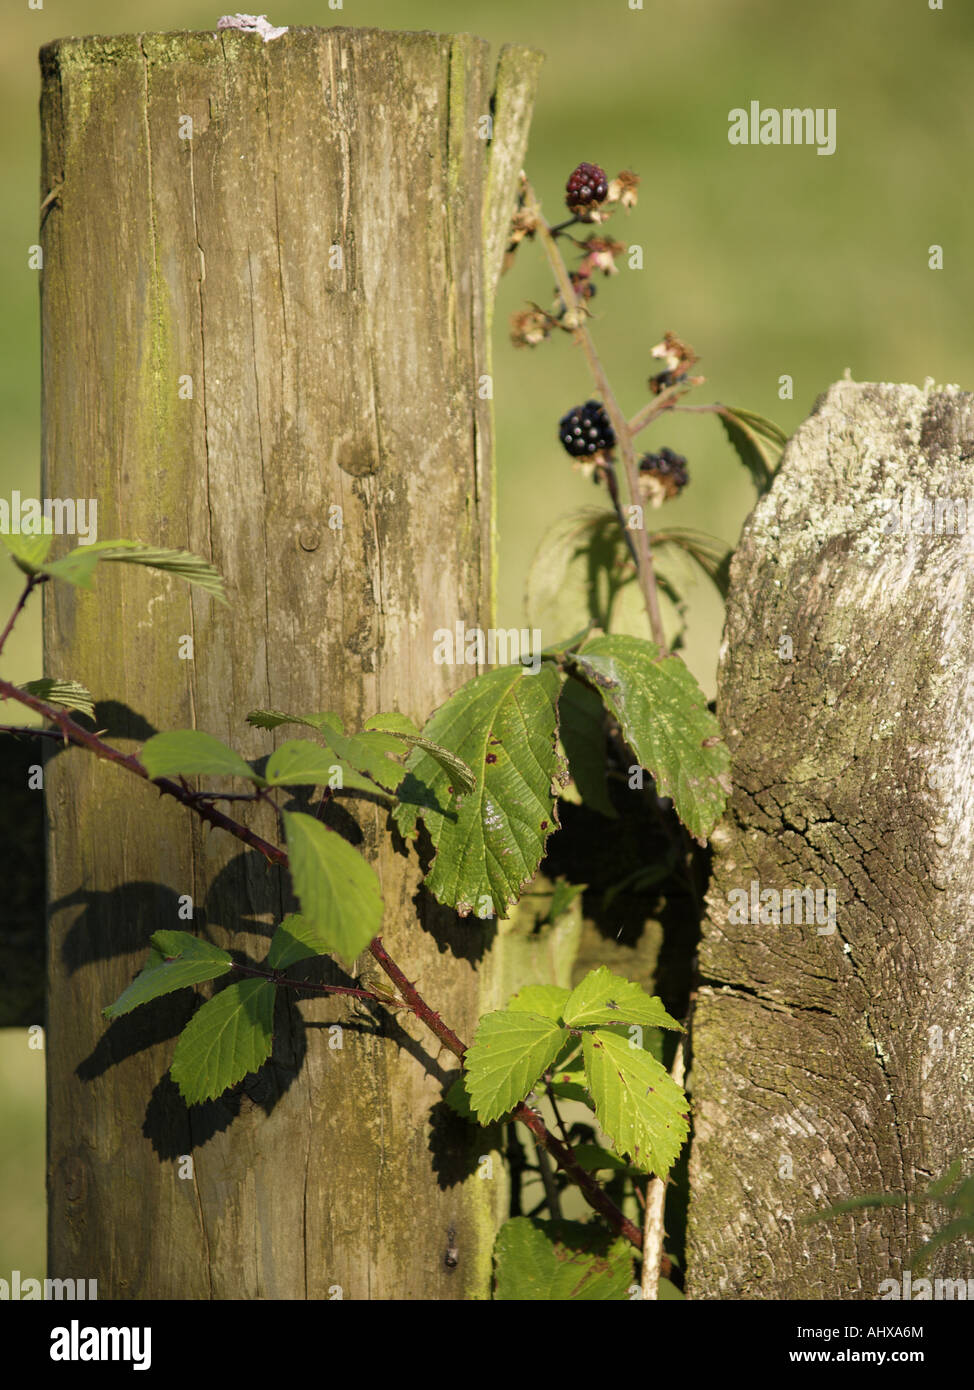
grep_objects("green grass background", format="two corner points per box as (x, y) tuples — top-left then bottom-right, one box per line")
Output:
(2, 0), (972, 1278)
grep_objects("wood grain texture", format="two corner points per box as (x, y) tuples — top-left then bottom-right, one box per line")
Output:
(41, 26), (540, 1300)
(687, 381), (974, 1298)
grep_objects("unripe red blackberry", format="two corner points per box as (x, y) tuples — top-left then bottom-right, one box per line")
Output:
(559, 400), (615, 457)
(639, 447), (689, 497)
(565, 163), (609, 214)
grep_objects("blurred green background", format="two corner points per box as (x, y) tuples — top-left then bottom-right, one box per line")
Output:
(2, 0), (972, 1280)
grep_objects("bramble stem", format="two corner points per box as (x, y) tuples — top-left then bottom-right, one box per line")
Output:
(0, 663), (651, 1256)
(0, 576), (40, 660)
(523, 180), (667, 651)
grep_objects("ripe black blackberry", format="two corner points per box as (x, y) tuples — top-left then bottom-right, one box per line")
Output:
(639, 447), (689, 497)
(559, 400), (616, 457)
(565, 162), (609, 213)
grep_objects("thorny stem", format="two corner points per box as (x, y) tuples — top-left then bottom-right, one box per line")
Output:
(0, 664), (655, 1257)
(230, 959), (399, 1008)
(0, 576), (40, 660)
(523, 180), (667, 651)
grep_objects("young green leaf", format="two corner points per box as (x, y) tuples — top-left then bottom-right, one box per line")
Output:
(81, 541), (227, 604)
(493, 1218), (633, 1301)
(169, 978), (276, 1104)
(363, 712), (421, 737)
(31, 539), (227, 603)
(394, 664), (562, 918)
(247, 709), (328, 733)
(39, 548), (101, 588)
(265, 914), (327, 971)
(569, 634), (730, 843)
(464, 1009), (569, 1122)
(264, 740), (347, 788)
(141, 730), (262, 784)
(102, 931), (233, 1019)
(544, 1079), (592, 1106)
(582, 1028), (689, 1175)
(505, 983), (572, 1021)
(1, 531), (54, 573)
(21, 678), (95, 720)
(282, 811), (383, 964)
(562, 965), (683, 1030)
(717, 405), (787, 492)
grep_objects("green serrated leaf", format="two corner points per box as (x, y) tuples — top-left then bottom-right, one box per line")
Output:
(444, 1073), (476, 1120)
(570, 634), (730, 843)
(393, 664), (562, 918)
(464, 1009), (569, 1122)
(717, 405), (787, 493)
(246, 708), (327, 732)
(264, 739), (346, 788)
(103, 931), (233, 1019)
(363, 712), (421, 737)
(29, 539), (227, 603)
(282, 811), (383, 965)
(38, 548), (101, 588)
(582, 1027), (689, 1175)
(1, 531), (54, 573)
(493, 1218), (633, 1301)
(141, 729), (262, 784)
(265, 914), (327, 971)
(506, 983), (572, 1021)
(545, 1079), (592, 1106)
(390, 734), (476, 794)
(170, 978), (275, 1104)
(82, 541), (227, 604)
(21, 678), (95, 719)
(562, 966), (683, 1031)
(247, 712), (415, 795)
(323, 729), (406, 793)
(558, 675), (616, 819)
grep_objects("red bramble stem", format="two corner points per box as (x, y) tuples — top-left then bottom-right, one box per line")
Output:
(0, 667), (653, 1256)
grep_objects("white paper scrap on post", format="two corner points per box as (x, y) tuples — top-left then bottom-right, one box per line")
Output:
(216, 14), (289, 42)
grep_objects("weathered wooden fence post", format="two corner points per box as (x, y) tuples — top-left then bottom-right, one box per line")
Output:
(687, 380), (974, 1298)
(41, 25), (541, 1300)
